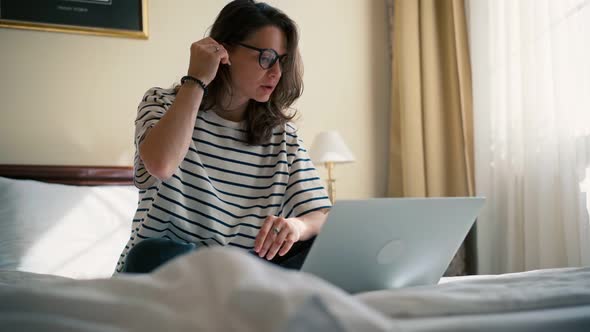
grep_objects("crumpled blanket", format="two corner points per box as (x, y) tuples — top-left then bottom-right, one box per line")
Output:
(1, 247), (590, 332)
(0, 247), (390, 332)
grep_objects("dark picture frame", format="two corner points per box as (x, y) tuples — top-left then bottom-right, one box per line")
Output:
(0, 0), (148, 39)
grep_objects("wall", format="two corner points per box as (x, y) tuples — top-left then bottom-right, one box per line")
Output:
(0, 0), (390, 199)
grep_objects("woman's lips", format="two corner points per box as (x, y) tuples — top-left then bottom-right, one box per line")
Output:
(261, 85), (275, 93)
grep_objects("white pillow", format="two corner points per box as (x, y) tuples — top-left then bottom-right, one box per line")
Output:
(0, 176), (137, 279)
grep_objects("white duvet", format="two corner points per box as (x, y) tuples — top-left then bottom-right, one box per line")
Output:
(1, 247), (589, 332)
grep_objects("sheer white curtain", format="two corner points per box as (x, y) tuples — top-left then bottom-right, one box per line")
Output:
(468, 0), (590, 274)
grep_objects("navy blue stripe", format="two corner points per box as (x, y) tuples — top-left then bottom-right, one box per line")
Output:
(194, 148), (290, 169)
(291, 158), (311, 165)
(137, 102), (168, 113)
(195, 126), (245, 143)
(286, 196), (331, 218)
(194, 138), (294, 158)
(209, 174), (287, 190)
(136, 105), (166, 121)
(272, 131), (297, 138)
(178, 166), (284, 200)
(139, 186), (158, 194)
(286, 177), (321, 191)
(184, 154), (289, 180)
(282, 187), (325, 209)
(155, 194), (261, 230)
(141, 197), (154, 201)
(140, 116), (162, 128)
(152, 203), (257, 240)
(146, 213), (223, 245)
(136, 170), (148, 178)
(294, 205), (332, 218)
(289, 167), (316, 176)
(160, 183), (270, 221)
(142, 89), (176, 102)
(141, 220), (215, 245)
(203, 162), (289, 179)
(170, 174), (281, 210)
(135, 174), (153, 185)
(140, 223), (189, 243)
(146, 215), (220, 246)
(183, 156), (288, 189)
(137, 208), (149, 212)
(135, 104), (165, 117)
(143, 89), (159, 102)
(155, 90), (176, 96)
(136, 171), (150, 180)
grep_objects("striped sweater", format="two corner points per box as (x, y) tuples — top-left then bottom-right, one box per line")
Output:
(115, 87), (332, 272)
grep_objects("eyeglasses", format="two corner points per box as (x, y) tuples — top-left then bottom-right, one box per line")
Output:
(238, 43), (288, 70)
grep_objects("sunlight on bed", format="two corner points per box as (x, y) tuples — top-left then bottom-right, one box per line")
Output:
(16, 185), (137, 279)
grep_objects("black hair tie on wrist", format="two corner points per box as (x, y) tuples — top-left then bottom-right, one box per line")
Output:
(181, 75), (208, 96)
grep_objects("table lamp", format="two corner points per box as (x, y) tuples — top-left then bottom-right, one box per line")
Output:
(309, 131), (355, 202)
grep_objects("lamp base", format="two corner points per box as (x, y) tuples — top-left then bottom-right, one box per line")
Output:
(325, 162), (335, 203)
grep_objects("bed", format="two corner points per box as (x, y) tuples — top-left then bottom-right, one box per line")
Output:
(0, 164), (589, 331)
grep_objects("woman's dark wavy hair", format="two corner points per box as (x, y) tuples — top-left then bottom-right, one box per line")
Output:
(202, 0), (303, 145)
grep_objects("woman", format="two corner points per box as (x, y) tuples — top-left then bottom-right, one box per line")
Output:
(116, 0), (332, 273)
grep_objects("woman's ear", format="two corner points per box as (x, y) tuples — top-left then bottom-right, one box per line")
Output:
(221, 42), (233, 52)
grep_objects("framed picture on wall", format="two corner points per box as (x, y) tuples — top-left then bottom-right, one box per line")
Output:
(0, 0), (148, 39)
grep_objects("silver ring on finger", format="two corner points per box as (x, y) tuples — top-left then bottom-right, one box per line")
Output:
(214, 46), (220, 53)
(272, 227), (281, 235)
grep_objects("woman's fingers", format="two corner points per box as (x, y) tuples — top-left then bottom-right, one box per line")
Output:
(278, 235), (295, 257)
(266, 226), (289, 260)
(255, 216), (275, 253)
(259, 218), (284, 258)
(187, 38), (230, 84)
(199, 40), (231, 65)
(259, 217), (285, 259)
(256, 217), (299, 260)
(215, 45), (231, 66)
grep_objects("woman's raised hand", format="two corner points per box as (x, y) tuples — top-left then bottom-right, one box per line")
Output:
(187, 37), (231, 85)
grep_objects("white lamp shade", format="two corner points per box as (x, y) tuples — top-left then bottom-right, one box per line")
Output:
(309, 131), (355, 164)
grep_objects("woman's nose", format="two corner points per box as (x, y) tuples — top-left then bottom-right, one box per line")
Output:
(268, 60), (281, 77)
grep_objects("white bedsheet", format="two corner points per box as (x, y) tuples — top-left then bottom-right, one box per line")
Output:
(1, 247), (589, 332)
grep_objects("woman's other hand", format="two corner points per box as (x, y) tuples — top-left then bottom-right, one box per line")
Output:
(188, 37), (231, 85)
(254, 216), (306, 260)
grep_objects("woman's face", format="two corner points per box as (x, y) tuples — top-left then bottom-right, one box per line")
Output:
(227, 25), (287, 105)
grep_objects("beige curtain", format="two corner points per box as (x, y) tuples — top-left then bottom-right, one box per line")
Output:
(386, 0), (475, 275)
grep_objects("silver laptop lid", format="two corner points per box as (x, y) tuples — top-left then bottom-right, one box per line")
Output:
(301, 197), (485, 293)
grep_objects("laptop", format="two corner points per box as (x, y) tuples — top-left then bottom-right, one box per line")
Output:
(300, 197), (485, 293)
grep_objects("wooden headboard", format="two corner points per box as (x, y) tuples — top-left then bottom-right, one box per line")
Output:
(0, 165), (134, 186)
